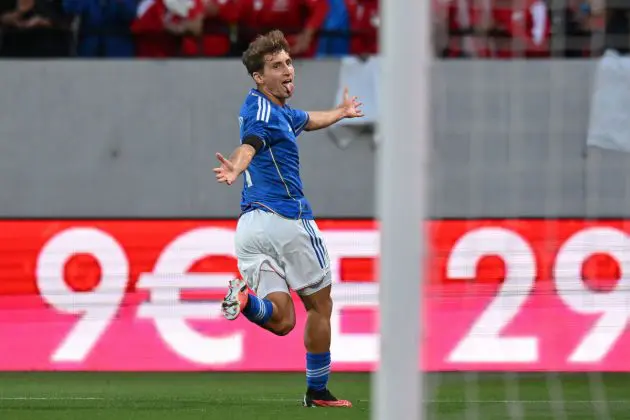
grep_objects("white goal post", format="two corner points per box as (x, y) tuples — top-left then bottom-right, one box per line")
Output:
(373, 0), (430, 418)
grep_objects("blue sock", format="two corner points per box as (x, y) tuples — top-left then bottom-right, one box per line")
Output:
(242, 293), (273, 326)
(306, 352), (331, 391)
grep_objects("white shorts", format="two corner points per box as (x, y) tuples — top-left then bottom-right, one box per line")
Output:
(235, 209), (332, 298)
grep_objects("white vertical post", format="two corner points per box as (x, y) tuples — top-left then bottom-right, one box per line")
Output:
(373, 0), (430, 417)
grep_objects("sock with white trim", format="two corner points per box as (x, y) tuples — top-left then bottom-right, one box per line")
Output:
(306, 351), (331, 391)
(242, 293), (273, 325)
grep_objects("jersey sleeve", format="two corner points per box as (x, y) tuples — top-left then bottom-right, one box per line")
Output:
(289, 108), (310, 136)
(240, 109), (271, 149)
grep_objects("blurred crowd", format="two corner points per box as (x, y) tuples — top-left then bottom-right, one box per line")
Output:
(0, 0), (627, 58)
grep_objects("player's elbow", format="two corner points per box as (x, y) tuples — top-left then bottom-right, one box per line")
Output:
(303, 120), (316, 132)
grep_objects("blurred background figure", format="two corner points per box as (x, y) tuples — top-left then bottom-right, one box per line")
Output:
(437, 0), (551, 59)
(345, 0), (378, 57)
(0, 0), (628, 59)
(0, 0), (72, 56)
(63, 0), (138, 57)
(238, 0), (329, 58)
(486, 0), (551, 58)
(315, 0), (350, 57)
(131, 0), (203, 57)
(181, 0), (239, 57)
(436, 0), (481, 58)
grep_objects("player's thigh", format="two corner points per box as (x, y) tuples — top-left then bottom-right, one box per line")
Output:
(235, 210), (289, 296)
(277, 218), (332, 296)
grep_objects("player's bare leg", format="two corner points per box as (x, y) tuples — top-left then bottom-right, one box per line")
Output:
(299, 284), (352, 408)
(221, 277), (295, 336)
(257, 291), (295, 336)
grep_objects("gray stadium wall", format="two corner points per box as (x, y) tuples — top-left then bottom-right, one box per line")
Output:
(0, 59), (625, 219)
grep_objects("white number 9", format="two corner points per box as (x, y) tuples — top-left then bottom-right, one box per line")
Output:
(36, 228), (128, 362)
(555, 227), (630, 363)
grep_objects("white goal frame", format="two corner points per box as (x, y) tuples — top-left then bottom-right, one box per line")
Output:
(373, 0), (430, 418)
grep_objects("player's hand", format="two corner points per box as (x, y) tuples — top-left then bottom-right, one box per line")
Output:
(338, 87), (364, 119)
(213, 153), (238, 186)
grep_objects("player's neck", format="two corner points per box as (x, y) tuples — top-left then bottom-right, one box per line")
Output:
(257, 86), (286, 107)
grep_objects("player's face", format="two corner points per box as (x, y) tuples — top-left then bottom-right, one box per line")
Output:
(258, 50), (295, 102)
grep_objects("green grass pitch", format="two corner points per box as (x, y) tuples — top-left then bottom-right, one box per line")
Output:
(0, 372), (628, 419)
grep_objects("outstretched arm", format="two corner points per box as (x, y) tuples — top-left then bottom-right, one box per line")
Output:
(214, 143), (257, 185)
(305, 88), (364, 131)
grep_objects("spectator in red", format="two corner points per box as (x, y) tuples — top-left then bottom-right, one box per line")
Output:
(238, 0), (329, 57)
(132, 0), (204, 57)
(181, 0), (239, 57)
(437, 0), (490, 58)
(489, 0), (551, 58)
(345, 0), (379, 56)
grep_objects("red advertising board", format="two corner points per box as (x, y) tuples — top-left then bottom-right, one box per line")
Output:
(0, 219), (628, 371)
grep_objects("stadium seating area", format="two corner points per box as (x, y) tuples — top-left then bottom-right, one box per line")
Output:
(0, 0), (625, 58)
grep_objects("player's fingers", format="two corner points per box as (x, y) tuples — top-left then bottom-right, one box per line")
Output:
(213, 168), (222, 174)
(355, 101), (363, 108)
(216, 152), (230, 166)
(343, 87), (349, 101)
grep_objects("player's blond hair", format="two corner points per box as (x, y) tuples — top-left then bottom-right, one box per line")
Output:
(242, 30), (291, 76)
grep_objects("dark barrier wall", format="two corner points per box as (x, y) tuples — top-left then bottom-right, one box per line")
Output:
(0, 59), (625, 218)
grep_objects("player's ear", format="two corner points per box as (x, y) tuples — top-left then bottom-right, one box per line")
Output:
(252, 71), (264, 85)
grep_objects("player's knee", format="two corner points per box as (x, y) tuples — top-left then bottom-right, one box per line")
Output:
(275, 322), (295, 336)
(319, 295), (333, 318)
(273, 317), (296, 336)
(269, 305), (295, 336)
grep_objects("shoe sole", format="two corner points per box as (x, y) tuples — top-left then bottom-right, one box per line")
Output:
(221, 279), (246, 321)
(303, 396), (353, 408)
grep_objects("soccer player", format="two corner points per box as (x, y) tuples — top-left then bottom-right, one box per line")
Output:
(214, 29), (363, 408)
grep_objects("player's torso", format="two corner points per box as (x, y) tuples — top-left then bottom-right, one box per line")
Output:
(239, 92), (312, 219)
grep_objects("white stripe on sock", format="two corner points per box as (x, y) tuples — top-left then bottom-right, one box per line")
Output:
(306, 364), (331, 376)
(306, 371), (330, 379)
(256, 303), (265, 321)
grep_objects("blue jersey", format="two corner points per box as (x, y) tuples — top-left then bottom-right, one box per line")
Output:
(238, 89), (313, 220)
